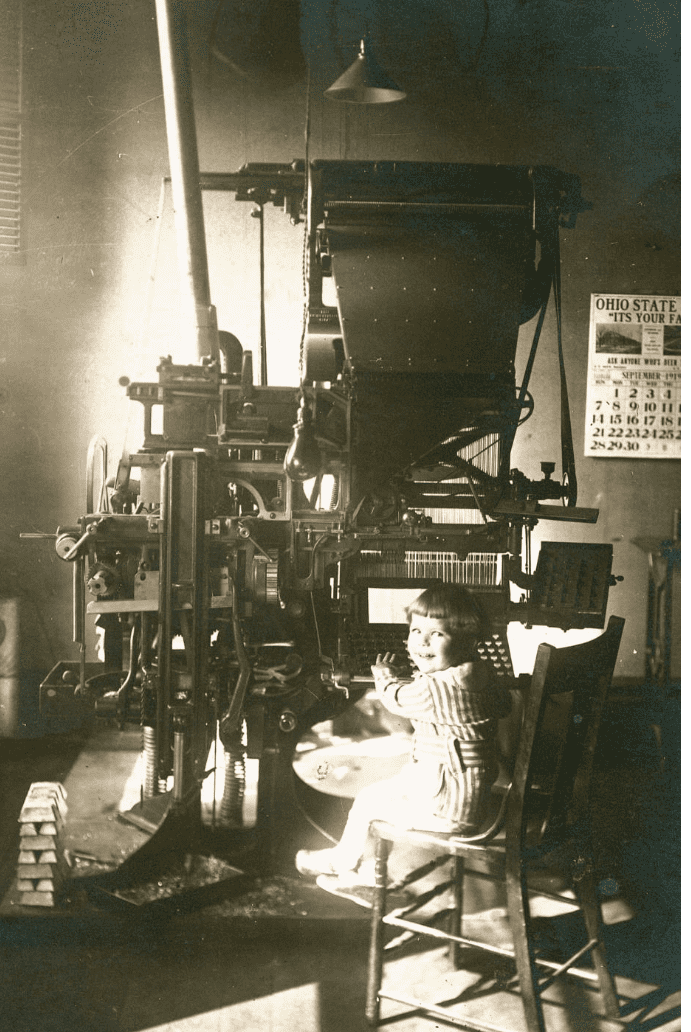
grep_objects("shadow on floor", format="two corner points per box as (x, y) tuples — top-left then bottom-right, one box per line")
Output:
(0, 695), (680, 1032)
(0, 898), (681, 1032)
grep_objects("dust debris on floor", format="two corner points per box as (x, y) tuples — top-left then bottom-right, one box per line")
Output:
(111, 855), (242, 905)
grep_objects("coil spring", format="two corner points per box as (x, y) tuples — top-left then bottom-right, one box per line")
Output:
(142, 725), (167, 796)
(220, 736), (246, 826)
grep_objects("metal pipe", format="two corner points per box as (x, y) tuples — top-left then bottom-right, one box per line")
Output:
(154, 0), (219, 362)
(172, 729), (186, 805)
(254, 203), (268, 386)
(72, 557), (86, 694)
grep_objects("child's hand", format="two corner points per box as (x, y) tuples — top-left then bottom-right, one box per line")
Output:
(371, 652), (400, 684)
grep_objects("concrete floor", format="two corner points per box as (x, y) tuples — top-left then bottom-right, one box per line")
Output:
(0, 698), (680, 1032)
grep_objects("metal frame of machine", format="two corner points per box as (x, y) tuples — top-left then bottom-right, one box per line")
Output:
(25, 1), (619, 878)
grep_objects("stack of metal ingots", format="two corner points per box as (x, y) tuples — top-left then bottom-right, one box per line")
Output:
(16, 782), (67, 907)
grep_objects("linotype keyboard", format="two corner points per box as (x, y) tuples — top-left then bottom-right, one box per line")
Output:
(345, 629), (515, 681)
(344, 629), (412, 680)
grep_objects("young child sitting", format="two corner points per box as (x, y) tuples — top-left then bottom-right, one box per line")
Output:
(295, 584), (511, 885)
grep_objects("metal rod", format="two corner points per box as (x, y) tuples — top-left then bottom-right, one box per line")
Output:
(172, 729), (186, 804)
(257, 204), (268, 385)
(154, 0), (218, 361)
(72, 557), (86, 693)
(72, 557), (84, 645)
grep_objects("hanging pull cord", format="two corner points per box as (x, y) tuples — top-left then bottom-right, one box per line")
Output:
(552, 235), (578, 506)
(497, 226), (577, 508)
(498, 288), (550, 489)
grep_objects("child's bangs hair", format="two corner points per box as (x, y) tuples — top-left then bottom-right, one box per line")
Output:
(405, 584), (486, 638)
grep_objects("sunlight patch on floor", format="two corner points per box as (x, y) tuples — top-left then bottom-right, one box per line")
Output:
(138, 983), (321, 1032)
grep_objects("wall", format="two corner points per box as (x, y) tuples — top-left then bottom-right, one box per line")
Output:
(0, 0), (679, 683)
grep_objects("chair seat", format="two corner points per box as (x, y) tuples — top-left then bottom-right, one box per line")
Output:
(373, 819), (507, 866)
(372, 820), (576, 900)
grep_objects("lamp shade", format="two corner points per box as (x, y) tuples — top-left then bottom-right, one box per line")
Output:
(325, 39), (406, 104)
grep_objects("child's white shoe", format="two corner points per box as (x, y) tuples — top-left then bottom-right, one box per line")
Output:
(295, 848), (346, 878)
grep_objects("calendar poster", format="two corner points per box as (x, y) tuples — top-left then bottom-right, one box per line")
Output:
(584, 294), (681, 458)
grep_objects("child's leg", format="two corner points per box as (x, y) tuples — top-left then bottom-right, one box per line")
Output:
(295, 769), (415, 878)
(295, 761), (498, 878)
(330, 774), (407, 871)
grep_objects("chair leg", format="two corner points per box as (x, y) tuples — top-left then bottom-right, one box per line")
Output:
(575, 869), (620, 1019)
(506, 867), (546, 1032)
(450, 856), (465, 969)
(365, 835), (389, 1027)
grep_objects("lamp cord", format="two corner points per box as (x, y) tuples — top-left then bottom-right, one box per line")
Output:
(471, 0), (491, 74)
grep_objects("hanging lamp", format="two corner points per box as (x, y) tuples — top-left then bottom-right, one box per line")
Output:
(324, 38), (406, 104)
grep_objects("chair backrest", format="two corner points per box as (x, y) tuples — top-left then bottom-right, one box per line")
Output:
(506, 616), (625, 854)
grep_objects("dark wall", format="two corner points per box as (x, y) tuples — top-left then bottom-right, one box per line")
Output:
(0, 0), (679, 679)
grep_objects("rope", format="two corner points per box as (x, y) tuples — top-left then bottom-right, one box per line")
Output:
(552, 239), (578, 505)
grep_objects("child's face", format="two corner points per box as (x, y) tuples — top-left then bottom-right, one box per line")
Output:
(407, 614), (464, 674)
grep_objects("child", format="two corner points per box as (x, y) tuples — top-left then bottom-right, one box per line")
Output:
(295, 584), (511, 884)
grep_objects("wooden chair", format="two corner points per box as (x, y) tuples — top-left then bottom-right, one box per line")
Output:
(365, 615), (625, 1031)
